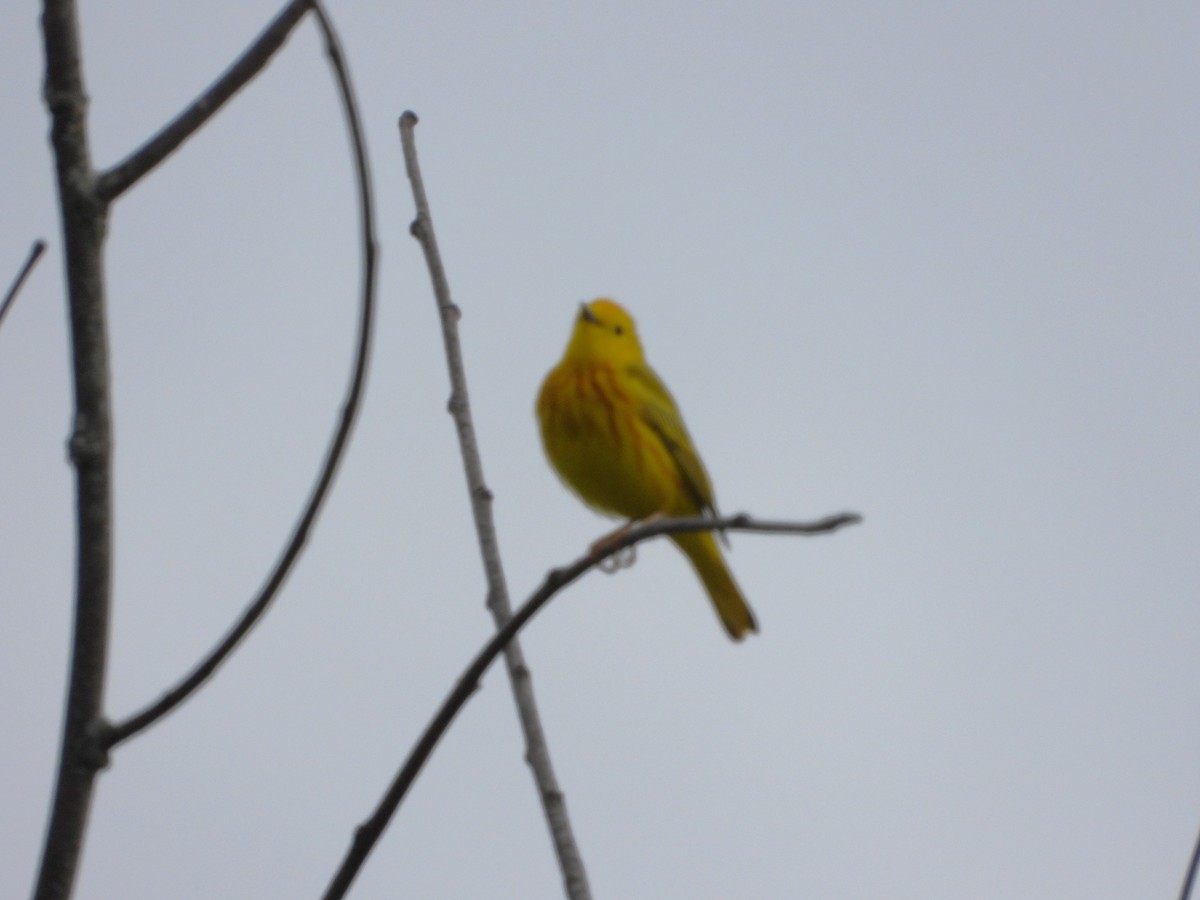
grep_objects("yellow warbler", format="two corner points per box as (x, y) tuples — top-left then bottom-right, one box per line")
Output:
(537, 298), (757, 639)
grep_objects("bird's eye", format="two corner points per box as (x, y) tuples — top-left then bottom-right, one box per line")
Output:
(614, 325), (624, 335)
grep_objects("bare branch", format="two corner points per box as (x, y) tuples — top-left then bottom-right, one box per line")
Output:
(1180, 822), (1200, 900)
(102, 0), (377, 750)
(0, 239), (47, 330)
(33, 0), (113, 896)
(398, 109), (593, 899)
(322, 511), (862, 899)
(95, 0), (312, 202)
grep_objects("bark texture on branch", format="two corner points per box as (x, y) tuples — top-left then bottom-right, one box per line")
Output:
(35, 2), (113, 898)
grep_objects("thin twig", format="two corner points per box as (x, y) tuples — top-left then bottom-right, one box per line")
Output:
(33, 0), (112, 897)
(102, 1), (377, 750)
(1179, 822), (1200, 900)
(95, 0), (312, 202)
(322, 511), (862, 899)
(398, 109), (593, 900)
(0, 239), (47, 329)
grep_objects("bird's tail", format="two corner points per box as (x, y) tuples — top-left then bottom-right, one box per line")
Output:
(672, 531), (758, 640)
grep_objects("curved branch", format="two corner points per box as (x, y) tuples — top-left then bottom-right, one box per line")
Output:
(0, 239), (47, 330)
(321, 511), (862, 900)
(95, 0), (312, 202)
(102, 0), (377, 750)
(398, 109), (593, 899)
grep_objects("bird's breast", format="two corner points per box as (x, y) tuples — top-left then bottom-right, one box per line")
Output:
(537, 363), (680, 519)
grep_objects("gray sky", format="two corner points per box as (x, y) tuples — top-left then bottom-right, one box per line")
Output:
(4, 2), (1199, 898)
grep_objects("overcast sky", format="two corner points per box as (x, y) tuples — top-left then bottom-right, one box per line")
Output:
(3, 2), (1199, 898)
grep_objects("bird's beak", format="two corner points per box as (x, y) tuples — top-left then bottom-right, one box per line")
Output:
(578, 302), (599, 325)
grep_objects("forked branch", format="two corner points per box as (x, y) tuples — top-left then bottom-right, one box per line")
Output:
(96, 0), (312, 202)
(34, 2), (370, 898)
(101, 0), (376, 750)
(35, 0), (114, 895)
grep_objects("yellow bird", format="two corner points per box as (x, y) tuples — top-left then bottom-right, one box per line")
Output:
(537, 298), (757, 639)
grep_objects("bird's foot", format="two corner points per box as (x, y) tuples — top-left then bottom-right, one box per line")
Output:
(589, 513), (663, 573)
(597, 543), (636, 573)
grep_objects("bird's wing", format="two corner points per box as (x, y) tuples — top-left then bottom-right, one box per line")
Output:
(624, 363), (718, 518)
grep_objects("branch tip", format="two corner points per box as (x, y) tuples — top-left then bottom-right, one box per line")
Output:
(0, 238), (48, 329)
(391, 103), (593, 900)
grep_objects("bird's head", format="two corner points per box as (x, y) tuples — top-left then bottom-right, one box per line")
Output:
(563, 298), (646, 366)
